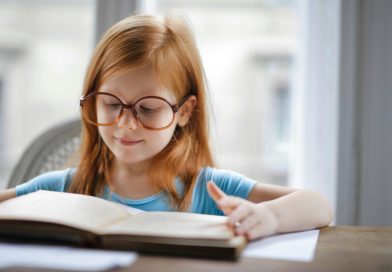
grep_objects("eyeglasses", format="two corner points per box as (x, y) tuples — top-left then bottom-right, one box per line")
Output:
(80, 92), (190, 130)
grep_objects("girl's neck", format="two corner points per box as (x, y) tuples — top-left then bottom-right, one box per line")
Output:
(113, 159), (150, 177)
(110, 159), (160, 199)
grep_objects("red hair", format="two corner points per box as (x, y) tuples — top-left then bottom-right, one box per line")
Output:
(69, 14), (214, 211)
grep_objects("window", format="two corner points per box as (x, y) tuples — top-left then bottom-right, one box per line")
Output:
(147, 0), (299, 185)
(0, 0), (94, 188)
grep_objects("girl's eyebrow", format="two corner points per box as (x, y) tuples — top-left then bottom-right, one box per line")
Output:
(98, 89), (168, 103)
(99, 87), (161, 95)
(97, 87), (118, 94)
(97, 89), (125, 99)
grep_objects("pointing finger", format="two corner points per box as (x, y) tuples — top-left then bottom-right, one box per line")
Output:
(207, 181), (227, 202)
(207, 181), (234, 215)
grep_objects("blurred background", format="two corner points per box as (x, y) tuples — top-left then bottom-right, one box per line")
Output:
(0, 0), (391, 226)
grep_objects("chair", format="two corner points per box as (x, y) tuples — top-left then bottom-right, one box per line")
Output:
(7, 118), (82, 189)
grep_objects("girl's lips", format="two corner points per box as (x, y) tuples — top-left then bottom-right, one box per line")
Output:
(114, 137), (144, 146)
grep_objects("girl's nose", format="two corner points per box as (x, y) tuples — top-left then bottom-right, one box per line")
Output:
(117, 109), (139, 130)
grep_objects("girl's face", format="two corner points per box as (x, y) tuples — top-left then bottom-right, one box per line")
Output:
(97, 65), (190, 167)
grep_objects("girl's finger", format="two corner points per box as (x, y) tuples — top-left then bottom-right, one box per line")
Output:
(218, 196), (242, 209)
(227, 204), (251, 226)
(206, 182), (237, 215)
(206, 181), (227, 202)
(245, 224), (264, 241)
(235, 214), (258, 235)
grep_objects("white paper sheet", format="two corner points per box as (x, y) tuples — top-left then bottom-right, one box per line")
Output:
(0, 243), (138, 271)
(243, 229), (319, 262)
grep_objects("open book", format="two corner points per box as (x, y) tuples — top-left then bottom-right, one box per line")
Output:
(0, 190), (246, 259)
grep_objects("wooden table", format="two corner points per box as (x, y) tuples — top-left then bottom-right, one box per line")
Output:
(4, 226), (392, 272)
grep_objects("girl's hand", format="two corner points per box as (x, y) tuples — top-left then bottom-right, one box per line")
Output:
(207, 181), (279, 241)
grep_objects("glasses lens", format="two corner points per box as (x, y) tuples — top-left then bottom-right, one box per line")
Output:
(82, 93), (122, 125)
(135, 98), (174, 129)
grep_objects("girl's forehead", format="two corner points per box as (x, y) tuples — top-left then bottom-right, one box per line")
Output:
(102, 65), (158, 90)
(98, 66), (176, 102)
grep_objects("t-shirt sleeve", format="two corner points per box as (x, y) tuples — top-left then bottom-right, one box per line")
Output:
(208, 168), (257, 199)
(191, 167), (258, 215)
(15, 168), (75, 197)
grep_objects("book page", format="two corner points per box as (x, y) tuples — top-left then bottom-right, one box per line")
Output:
(103, 211), (234, 240)
(0, 242), (138, 271)
(0, 190), (132, 233)
(243, 229), (320, 262)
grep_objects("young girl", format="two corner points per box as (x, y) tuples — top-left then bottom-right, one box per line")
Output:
(0, 14), (333, 240)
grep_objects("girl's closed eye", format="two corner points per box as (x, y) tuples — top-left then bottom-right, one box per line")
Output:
(100, 96), (122, 110)
(105, 102), (122, 109)
(139, 105), (161, 114)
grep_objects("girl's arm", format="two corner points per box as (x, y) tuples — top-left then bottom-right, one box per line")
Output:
(207, 182), (333, 240)
(0, 189), (16, 202)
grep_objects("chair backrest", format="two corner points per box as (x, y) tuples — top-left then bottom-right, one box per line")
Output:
(8, 118), (82, 189)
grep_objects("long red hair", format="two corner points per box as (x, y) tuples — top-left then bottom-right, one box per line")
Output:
(68, 14), (214, 211)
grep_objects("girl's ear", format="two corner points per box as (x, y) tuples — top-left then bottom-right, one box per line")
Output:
(178, 95), (197, 126)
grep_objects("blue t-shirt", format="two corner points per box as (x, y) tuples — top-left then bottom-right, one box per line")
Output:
(15, 167), (257, 215)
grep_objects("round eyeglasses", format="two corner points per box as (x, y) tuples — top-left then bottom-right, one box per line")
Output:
(80, 92), (191, 130)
